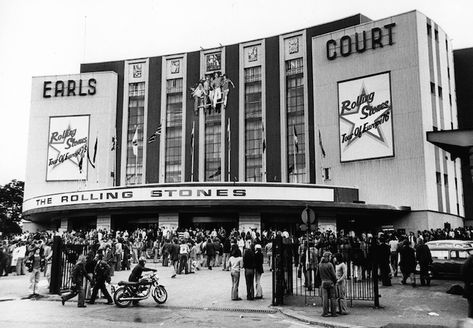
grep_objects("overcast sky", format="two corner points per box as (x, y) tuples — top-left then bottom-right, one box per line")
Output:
(1, 0), (472, 186)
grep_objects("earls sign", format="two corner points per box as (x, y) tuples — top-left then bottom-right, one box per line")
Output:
(43, 78), (97, 98)
(326, 23), (396, 60)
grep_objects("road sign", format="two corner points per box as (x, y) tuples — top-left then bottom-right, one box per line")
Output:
(301, 207), (316, 224)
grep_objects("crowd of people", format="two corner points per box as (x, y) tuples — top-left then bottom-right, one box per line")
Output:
(1, 224), (472, 316)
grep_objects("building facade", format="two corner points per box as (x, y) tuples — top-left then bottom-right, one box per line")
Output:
(23, 11), (466, 234)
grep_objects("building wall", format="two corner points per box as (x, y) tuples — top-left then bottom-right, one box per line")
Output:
(453, 48), (473, 221)
(25, 72), (118, 200)
(312, 11), (462, 222)
(417, 13), (464, 218)
(313, 12), (426, 209)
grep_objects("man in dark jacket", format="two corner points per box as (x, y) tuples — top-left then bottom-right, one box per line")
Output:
(222, 237), (231, 271)
(243, 243), (255, 300)
(415, 239), (432, 286)
(129, 257), (156, 282)
(61, 255), (94, 307)
(377, 237), (392, 286)
(128, 257), (156, 306)
(319, 251), (337, 317)
(88, 254), (113, 305)
(399, 239), (416, 287)
(205, 238), (216, 270)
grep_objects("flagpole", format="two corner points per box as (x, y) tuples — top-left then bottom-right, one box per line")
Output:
(191, 121), (195, 182)
(293, 121), (298, 183)
(95, 132), (98, 184)
(227, 118), (231, 182)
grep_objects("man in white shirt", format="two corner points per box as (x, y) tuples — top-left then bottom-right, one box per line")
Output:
(388, 236), (399, 277)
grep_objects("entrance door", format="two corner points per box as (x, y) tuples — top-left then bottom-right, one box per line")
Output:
(179, 214), (238, 234)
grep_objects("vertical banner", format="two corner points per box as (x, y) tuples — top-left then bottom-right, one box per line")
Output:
(47, 115), (90, 181)
(338, 72), (394, 162)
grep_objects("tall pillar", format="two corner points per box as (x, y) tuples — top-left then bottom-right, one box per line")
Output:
(97, 215), (112, 231)
(59, 218), (70, 232)
(239, 213), (262, 233)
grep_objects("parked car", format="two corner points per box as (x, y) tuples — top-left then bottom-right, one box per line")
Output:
(423, 240), (473, 279)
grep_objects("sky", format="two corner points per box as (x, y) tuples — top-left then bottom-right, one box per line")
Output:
(1, 0), (472, 186)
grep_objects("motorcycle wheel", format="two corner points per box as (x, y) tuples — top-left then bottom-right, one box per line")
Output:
(114, 287), (132, 308)
(152, 285), (168, 304)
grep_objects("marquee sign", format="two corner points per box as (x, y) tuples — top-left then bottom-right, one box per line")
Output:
(46, 115), (89, 181)
(23, 185), (335, 212)
(338, 72), (394, 162)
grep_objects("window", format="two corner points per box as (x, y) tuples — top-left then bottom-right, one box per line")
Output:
(244, 66), (263, 182)
(438, 86), (443, 98)
(436, 171), (443, 212)
(125, 82), (145, 185)
(323, 167), (331, 181)
(434, 29), (439, 41)
(286, 58), (305, 183)
(204, 111), (221, 181)
(430, 82), (435, 94)
(164, 78), (183, 182)
(427, 23), (432, 36)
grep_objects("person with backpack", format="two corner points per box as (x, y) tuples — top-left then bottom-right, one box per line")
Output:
(88, 253), (113, 305)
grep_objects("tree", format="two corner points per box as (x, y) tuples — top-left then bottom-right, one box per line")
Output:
(0, 179), (24, 235)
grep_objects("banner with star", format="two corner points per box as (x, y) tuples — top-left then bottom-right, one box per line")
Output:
(338, 72), (394, 162)
(46, 115), (89, 181)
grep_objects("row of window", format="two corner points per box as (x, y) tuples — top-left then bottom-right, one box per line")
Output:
(125, 59), (307, 185)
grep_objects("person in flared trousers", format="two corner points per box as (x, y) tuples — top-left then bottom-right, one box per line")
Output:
(254, 244), (264, 299)
(228, 248), (243, 300)
(334, 253), (348, 315)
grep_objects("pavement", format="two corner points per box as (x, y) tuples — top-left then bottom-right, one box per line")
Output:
(0, 262), (471, 328)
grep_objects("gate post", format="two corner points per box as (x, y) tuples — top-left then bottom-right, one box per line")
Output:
(372, 262), (380, 308)
(49, 236), (63, 294)
(272, 234), (284, 305)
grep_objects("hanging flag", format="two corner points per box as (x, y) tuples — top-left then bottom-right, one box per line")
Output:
(132, 126), (139, 156)
(288, 164), (294, 174)
(111, 136), (116, 151)
(148, 124), (162, 144)
(92, 137), (98, 163)
(87, 137), (97, 169)
(318, 130), (326, 158)
(78, 153), (84, 173)
(190, 121), (195, 150)
(293, 124), (299, 153)
(262, 124), (266, 153)
(208, 166), (221, 179)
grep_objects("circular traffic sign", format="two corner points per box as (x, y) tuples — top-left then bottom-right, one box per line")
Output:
(301, 207), (316, 224)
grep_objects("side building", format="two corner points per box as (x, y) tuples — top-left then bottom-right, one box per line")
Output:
(23, 11), (466, 234)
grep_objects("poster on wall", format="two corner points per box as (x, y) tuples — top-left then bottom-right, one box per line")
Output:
(46, 115), (89, 181)
(338, 72), (394, 162)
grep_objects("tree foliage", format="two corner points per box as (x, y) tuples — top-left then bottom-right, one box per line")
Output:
(0, 179), (24, 234)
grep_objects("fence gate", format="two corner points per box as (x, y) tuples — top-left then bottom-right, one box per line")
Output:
(49, 236), (88, 294)
(272, 238), (380, 307)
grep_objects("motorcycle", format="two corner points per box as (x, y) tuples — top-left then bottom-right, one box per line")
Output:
(111, 272), (168, 308)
